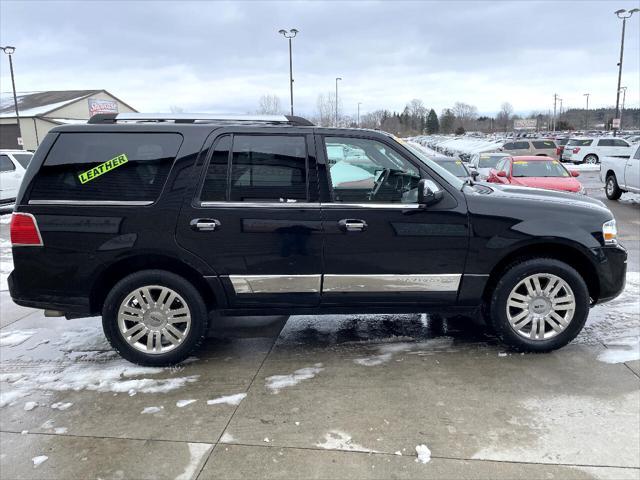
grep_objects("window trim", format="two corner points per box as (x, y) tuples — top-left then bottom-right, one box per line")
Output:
(197, 133), (311, 205)
(321, 135), (421, 205)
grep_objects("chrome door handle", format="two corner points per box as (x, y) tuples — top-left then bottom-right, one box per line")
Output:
(338, 219), (367, 232)
(190, 218), (221, 232)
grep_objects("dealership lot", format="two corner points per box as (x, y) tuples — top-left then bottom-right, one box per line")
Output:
(0, 171), (638, 479)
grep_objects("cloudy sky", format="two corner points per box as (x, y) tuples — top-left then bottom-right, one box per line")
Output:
(1, 0), (639, 118)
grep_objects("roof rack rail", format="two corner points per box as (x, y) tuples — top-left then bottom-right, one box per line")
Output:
(87, 113), (314, 126)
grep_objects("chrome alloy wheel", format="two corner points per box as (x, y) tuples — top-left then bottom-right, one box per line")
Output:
(117, 285), (191, 354)
(506, 273), (576, 340)
(606, 177), (616, 196)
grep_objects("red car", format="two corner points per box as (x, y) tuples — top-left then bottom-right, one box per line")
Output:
(487, 155), (584, 194)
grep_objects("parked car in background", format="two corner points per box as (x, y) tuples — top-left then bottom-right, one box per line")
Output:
(624, 135), (640, 145)
(0, 150), (33, 206)
(430, 156), (476, 180)
(487, 155), (584, 194)
(555, 138), (570, 160)
(501, 139), (558, 160)
(600, 143), (640, 200)
(468, 152), (511, 180)
(562, 137), (633, 165)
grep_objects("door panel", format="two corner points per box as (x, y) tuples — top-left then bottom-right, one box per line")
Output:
(176, 131), (323, 307)
(317, 134), (469, 305)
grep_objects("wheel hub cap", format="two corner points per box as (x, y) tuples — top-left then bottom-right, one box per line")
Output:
(117, 285), (192, 354)
(506, 273), (576, 341)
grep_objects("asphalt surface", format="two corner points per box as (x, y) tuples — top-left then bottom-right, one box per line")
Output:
(0, 170), (638, 479)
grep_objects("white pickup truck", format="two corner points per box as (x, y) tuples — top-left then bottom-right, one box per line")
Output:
(600, 143), (640, 200)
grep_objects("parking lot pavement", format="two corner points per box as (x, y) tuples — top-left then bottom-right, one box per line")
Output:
(1, 174), (639, 479)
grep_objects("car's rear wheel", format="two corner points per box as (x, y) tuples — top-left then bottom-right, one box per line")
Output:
(605, 174), (623, 200)
(584, 154), (599, 165)
(102, 270), (208, 366)
(488, 258), (589, 352)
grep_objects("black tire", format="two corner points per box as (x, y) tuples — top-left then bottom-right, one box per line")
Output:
(605, 174), (623, 200)
(102, 270), (208, 366)
(487, 258), (589, 352)
(583, 154), (599, 165)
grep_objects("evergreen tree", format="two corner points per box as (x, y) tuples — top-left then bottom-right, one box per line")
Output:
(426, 109), (439, 134)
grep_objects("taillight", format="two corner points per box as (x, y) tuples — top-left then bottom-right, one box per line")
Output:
(10, 213), (43, 246)
(573, 147), (580, 154)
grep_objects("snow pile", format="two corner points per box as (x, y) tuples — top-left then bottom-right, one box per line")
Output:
(207, 393), (247, 406)
(265, 364), (324, 393)
(141, 406), (163, 414)
(0, 237), (13, 291)
(0, 330), (36, 347)
(316, 430), (378, 453)
(23, 401), (38, 411)
(415, 444), (431, 464)
(50, 402), (73, 411)
(176, 399), (197, 408)
(32, 455), (48, 467)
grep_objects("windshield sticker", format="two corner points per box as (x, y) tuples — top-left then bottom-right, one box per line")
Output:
(78, 154), (128, 184)
(513, 161), (528, 165)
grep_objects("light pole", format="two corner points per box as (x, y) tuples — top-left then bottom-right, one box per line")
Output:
(583, 93), (590, 130)
(357, 102), (362, 127)
(552, 93), (559, 132)
(613, 8), (638, 136)
(1, 46), (23, 150)
(278, 28), (299, 116)
(335, 77), (342, 127)
(619, 86), (627, 129)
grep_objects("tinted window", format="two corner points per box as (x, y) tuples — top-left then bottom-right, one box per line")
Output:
(0, 155), (15, 172)
(229, 135), (307, 202)
(634, 147), (640, 160)
(326, 137), (420, 203)
(12, 153), (33, 169)
(598, 139), (614, 147)
(567, 139), (593, 147)
(512, 159), (569, 177)
(557, 139), (569, 146)
(612, 139), (629, 147)
(30, 133), (182, 201)
(532, 140), (556, 149)
(201, 135), (231, 202)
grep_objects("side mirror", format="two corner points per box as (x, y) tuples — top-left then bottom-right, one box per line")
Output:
(571, 170), (580, 177)
(418, 179), (444, 207)
(471, 170), (479, 180)
(497, 171), (507, 178)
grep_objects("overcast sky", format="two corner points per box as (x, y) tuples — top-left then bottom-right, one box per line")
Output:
(1, 0), (639, 118)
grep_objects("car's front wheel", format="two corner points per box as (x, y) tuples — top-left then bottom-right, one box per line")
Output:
(488, 258), (589, 352)
(605, 174), (623, 200)
(102, 270), (208, 366)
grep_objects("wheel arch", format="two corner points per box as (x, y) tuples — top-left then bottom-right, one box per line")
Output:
(481, 242), (600, 304)
(90, 254), (219, 314)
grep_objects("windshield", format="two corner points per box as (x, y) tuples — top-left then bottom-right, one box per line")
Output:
(404, 143), (465, 189)
(478, 154), (506, 168)
(435, 160), (468, 177)
(12, 153), (33, 169)
(512, 159), (570, 177)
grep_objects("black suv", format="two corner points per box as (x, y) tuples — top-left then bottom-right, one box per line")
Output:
(8, 114), (627, 365)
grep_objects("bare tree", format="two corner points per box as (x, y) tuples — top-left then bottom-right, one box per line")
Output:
(496, 102), (513, 131)
(452, 102), (478, 130)
(257, 94), (283, 115)
(360, 110), (386, 130)
(316, 92), (342, 127)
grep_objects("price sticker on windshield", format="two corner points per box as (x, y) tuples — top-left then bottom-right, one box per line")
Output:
(513, 161), (528, 165)
(78, 154), (129, 184)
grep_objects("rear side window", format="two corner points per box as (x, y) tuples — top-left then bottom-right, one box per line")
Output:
(200, 135), (308, 202)
(532, 140), (556, 149)
(612, 139), (629, 147)
(0, 155), (15, 172)
(12, 153), (33, 169)
(567, 139), (593, 147)
(505, 141), (529, 150)
(30, 133), (182, 202)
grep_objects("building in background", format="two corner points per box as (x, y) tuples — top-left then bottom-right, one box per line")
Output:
(0, 90), (137, 150)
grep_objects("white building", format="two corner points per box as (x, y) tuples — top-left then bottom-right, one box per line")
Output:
(0, 90), (137, 150)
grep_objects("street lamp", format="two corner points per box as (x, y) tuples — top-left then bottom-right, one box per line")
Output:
(1, 46), (23, 150)
(335, 77), (342, 127)
(583, 93), (590, 130)
(613, 8), (639, 136)
(357, 102), (362, 128)
(278, 28), (299, 116)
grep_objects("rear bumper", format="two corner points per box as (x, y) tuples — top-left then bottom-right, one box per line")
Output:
(593, 245), (627, 304)
(8, 271), (92, 316)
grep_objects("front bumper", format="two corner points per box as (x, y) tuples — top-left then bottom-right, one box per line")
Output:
(593, 244), (627, 304)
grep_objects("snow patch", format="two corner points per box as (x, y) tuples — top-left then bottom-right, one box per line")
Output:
(53, 427), (67, 434)
(0, 238), (14, 291)
(415, 444), (431, 464)
(51, 402), (73, 411)
(24, 401), (38, 411)
(316, 430), (378, 453)
(265, 364), (324, 393)
(0, 330), (36, 347)
(141, 406), (163, 414)
(598, 337), (640, 364)
(220, 432), (235, 443)
(354, 338), (454, 366)
(175, 443), (213, 480)
(176, 399), (197, 408)
(32, 455), (48, 467)
(207, 393), (247, 406)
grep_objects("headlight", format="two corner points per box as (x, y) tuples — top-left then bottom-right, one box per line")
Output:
(603, 219), (617, 245)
